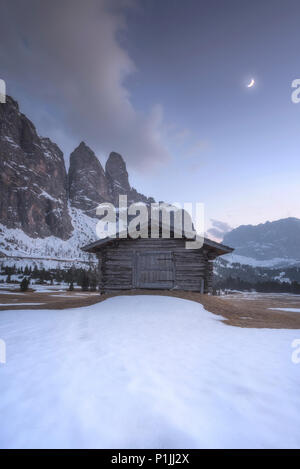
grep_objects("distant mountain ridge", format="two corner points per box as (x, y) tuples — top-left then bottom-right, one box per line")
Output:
(222, 217), (300, 261)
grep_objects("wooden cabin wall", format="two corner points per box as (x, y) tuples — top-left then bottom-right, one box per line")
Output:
(96, 237), (215, 294)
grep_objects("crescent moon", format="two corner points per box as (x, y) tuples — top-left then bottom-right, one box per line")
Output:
(247, 78), (255, 88)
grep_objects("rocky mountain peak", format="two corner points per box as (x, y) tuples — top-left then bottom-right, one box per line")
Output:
(0, 96), (73, 239)
(105, 151), (154, 206)
(0, 95), (156, 248)
(70, 141), (99, 167)
(68, 142), (111, 215)
(105, 151), (131, 195)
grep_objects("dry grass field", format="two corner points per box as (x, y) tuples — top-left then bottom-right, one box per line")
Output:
(0, 289), (101, 310)
(1, 287), (300, 329)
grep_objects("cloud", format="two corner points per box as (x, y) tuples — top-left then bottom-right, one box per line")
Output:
(207, 218), (232, 241)
(0, 0), (169, 169)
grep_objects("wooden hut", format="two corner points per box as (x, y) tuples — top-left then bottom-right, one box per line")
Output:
(82, 221), (233, 294)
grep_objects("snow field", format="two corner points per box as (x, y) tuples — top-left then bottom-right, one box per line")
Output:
(0, 295), (299, 449)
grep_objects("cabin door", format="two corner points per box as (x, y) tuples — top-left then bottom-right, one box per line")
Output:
(135, 251), (174, 289)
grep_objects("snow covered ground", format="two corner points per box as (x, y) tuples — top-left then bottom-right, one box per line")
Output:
(0, 295), (299, 449)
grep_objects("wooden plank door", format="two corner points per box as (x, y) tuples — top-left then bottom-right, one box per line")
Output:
(135, 251), (174, 289)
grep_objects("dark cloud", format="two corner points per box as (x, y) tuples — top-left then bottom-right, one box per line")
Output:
(0, 0), (169, 169)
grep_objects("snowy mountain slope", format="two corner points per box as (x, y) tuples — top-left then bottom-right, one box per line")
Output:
(0, 206), (98, 269)
(223, 217), (300, 261)
(214, 255), (300, 288)
(214, 218), (300, 286)
(221, 252), (300, 268)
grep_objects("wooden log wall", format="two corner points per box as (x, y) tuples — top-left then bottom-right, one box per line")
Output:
(96, 237), (217, 293)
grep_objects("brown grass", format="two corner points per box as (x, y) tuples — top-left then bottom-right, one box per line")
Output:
(0, 289), (101, 310)
(1, 288), (300, 329)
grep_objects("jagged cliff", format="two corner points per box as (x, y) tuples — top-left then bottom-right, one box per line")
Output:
(0, 96), (72, 239)
(68, 141), (111, 215)
(68, 145), (154, 217)
(0, 96), (155, 263)
(105, 151), (154, 206)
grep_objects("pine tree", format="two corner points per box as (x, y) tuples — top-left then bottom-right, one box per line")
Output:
(81, 273), (90, 291)
(20, 277), (29, 292)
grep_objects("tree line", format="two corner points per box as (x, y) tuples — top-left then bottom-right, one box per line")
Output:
(0, 264), (99, 292)
(214, 275), (300, 294)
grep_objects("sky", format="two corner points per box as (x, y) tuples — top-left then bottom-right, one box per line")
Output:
(1, 0), (300, 239)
